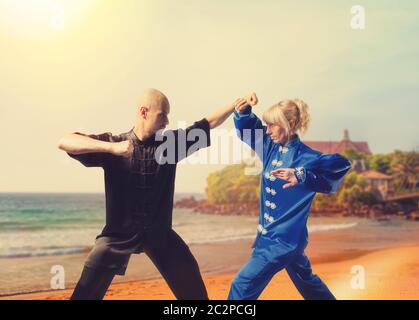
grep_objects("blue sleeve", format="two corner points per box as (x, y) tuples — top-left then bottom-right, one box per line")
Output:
(233, 106), (267, 159)
(294, 153), (352, 194)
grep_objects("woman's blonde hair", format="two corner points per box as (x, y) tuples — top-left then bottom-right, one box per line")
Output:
(262, 98), (311, 138)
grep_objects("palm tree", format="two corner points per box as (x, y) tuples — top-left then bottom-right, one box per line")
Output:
(390, 151), (419, 193)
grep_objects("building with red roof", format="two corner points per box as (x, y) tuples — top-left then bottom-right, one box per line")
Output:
(303, 129), (393, 200)
(303, 129), (372, 155)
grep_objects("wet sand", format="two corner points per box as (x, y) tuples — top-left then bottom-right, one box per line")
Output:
(2, 230), (419, 300)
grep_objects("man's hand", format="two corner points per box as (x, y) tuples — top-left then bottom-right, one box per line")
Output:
(271, 168), (298, 189)
(110, 140), (134, 158)
(235, 92), (258, 113)
(246, 92), (258, 106)
(206, 93), (258, 129)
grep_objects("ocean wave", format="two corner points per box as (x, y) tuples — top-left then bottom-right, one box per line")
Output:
(0, 216), (358, 259)
(308, 223), (358, 233)
(184, 223), (359, 245)
(0, 222), (100, 231)
(0, 246), (90, 259)
(186, 234), (256, 246)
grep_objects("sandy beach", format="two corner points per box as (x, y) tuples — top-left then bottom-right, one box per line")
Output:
(3, 230), (419, 300)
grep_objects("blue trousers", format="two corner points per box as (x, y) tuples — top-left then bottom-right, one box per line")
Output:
(228, 250), (335, 300)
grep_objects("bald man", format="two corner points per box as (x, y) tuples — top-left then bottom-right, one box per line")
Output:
(58, 89), (247, 300)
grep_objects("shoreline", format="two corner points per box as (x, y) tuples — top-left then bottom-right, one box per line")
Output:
(5, 244), (419, 300)
(174, 196), (418, 220)
(2, 228), (419, 300)
(0, 243), (373, 300)
(2, 210), (419, 300)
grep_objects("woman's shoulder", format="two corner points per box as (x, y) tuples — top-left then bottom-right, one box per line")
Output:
(296, 141), (352, 170)
(297, 141), (323, 158)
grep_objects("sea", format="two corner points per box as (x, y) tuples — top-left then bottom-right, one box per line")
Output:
(0, 193), (418, 296)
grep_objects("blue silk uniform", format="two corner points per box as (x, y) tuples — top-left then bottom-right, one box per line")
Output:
(228, 107), (352, 300)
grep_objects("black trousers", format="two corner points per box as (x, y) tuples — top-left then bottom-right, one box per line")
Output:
(70, 230), (208, 300)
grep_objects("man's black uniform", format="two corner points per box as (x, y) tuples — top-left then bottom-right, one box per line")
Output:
(68, 119), (211, 300)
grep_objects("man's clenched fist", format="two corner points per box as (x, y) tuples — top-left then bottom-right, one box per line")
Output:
(111, 140), (134, 158)
(235, 92), (258, 113)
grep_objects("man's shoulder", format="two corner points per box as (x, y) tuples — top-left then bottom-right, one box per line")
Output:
(115, 131), (132, 141)
(101, 130), (132, 143)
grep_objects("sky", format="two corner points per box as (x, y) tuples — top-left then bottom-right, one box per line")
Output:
(0, 0), (418, 193)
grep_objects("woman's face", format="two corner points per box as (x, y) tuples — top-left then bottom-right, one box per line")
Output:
(266, 123), (287, 145)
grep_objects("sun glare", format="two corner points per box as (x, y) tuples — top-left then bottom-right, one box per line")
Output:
(0, 0), (99, 37)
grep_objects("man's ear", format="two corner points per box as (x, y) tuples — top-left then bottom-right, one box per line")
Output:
(138, 106), (149, 119)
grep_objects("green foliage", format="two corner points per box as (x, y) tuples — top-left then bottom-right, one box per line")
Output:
(205, 150), (418, 214)
(367, 154), (392, 173)
(390, 150), (419, 193)
(337, 186), (378, 213)
(313, 171), (376, 212)
(341, 147), (367, 161)
(206, 163), (260, 205)
(337, 185), (363, 213)
(341, 171), (368, 189)
(312, 193), (338, 212)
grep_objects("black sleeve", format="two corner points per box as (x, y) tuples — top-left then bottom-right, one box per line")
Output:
(174, 118), (211, 163)
(67, 132), (113, 168)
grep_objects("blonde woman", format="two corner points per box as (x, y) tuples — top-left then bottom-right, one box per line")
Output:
(228, 95), (351, 300)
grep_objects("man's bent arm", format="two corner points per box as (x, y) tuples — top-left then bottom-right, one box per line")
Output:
(206, 93), (258, 129)
(58, 133), (113, 155)
(206, 102), (236, 129)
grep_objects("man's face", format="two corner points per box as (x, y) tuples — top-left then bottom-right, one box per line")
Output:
(144, 102), (170, 134)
